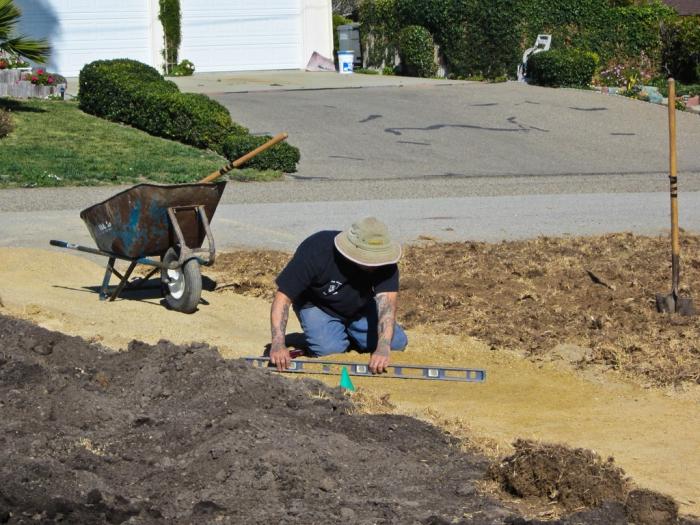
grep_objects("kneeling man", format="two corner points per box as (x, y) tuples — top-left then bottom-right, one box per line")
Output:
(269, 217), (408, 374)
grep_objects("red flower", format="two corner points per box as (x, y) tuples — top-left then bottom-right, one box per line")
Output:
(31, 76), (38, 82)
(37, 68), (44, 74)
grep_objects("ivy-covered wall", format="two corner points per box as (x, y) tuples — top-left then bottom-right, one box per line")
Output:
(359, 0), (678, 79)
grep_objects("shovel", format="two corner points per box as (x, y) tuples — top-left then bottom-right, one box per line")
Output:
(655, 79), (695, 315)
(199, 132), (288, 183)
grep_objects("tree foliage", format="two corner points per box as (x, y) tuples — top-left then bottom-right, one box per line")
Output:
(0, 0), (50, 63)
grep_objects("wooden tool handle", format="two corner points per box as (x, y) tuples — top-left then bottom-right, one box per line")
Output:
(668, 79), (681, 292)
(669, 80), (679, 251)
(200, 132), (289, 183)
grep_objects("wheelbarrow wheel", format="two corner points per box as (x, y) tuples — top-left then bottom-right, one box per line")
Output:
(161, 247), (202, 314)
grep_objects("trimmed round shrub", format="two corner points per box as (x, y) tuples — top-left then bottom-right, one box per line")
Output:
(526, 48), (600, 87)
(79, 59), (178, 119)
(219, 134), (301, 173)
(78, 59), (247, 151)
(397, 25), (437, 78)
(0, 109), (14, 138)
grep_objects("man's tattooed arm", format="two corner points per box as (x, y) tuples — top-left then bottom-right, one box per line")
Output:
(369, 292), (398, 373)
(375, 292), (397, 355)
(270, 290), (292, 370)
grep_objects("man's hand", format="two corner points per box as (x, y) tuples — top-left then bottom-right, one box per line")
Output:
(269, 344), (293, 371)
(369, 349), (390, 374)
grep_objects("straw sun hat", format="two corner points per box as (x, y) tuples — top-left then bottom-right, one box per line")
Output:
(334, 217), (402, 267)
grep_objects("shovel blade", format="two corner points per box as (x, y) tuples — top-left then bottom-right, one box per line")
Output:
(655, 293), (696, 315)
(656, 293), (675, 313)
(676, 297), (696, 316)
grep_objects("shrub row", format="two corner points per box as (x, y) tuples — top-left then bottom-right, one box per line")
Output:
(79, 59), (299, 172)
(79, 59), (242, 152)
(220, 134), (301, 173)
(527, 49), (600, 87)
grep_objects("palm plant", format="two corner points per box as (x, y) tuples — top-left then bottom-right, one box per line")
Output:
(0, 0), (50, 63)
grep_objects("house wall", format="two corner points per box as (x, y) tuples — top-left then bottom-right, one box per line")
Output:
(14, 0), (332, 76)
(302, 0), (333, 68)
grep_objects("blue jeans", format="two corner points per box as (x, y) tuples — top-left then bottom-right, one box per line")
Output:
(294, 301), (408, 357)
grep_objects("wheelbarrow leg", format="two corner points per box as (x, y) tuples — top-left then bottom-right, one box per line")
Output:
(99, 257), (116, 301)
(109, 261), (138, 302)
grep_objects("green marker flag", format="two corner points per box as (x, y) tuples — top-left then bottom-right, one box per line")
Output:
(339, 366), (356, 391)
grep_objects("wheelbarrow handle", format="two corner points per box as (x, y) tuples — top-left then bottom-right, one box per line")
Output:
(200, 132), (289, 183)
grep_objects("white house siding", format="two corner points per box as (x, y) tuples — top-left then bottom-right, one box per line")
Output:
(16, 0), (154, 77)
(14, 0), (332, 76)
(180, 0), (303, 72)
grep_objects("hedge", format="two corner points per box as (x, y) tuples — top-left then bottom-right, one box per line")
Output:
(220, 134), (301, 173)
(79, 59), (247, 152)
(398, 25), (437, 77)
(526, 48), (600, 87)
(359, 0), (676, 79)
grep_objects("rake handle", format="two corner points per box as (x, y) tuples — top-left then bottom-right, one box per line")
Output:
(199, 132), (289, 184)
(668, 79), (680, 294)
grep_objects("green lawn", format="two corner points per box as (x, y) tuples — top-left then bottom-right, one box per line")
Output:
(0, 99), (282, 187)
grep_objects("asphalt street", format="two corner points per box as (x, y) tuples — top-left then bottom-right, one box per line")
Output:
(2, 81), (700, 251)
(214, 82), (700, 189)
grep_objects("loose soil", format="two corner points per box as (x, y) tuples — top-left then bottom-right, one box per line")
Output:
(1, 316), (697, 525)
(1, 241), (699, 520)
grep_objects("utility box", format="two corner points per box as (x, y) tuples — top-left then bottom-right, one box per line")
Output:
(337, 23), (362, 65)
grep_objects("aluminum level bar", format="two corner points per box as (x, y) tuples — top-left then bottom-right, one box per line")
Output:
(245, 357), (486, 383)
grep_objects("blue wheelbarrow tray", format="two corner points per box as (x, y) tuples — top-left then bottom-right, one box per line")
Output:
(80, 181), (226, 259)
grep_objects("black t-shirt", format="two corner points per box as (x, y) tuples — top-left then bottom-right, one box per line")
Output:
(276, 231), (399, 321)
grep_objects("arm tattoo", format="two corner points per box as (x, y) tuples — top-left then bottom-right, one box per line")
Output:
(271, 294), (291, 348)
(375, 293), (397, 356)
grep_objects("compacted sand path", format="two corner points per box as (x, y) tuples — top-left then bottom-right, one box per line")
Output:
(1, 248), (698, 516)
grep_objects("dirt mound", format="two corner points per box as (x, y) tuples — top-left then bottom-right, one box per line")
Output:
(211, 233), (700, 387)
(491, 439), (629, 510)
(491, 441), (698, 525)
(0, 314), (517, 524)
(2, 314), (699, 524)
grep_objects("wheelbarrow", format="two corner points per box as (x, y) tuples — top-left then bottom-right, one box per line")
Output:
(50, 133), (288, 313)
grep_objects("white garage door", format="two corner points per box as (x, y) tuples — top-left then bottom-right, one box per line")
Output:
(16, 0), (152, 77)
(180, 0), (303, 72)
